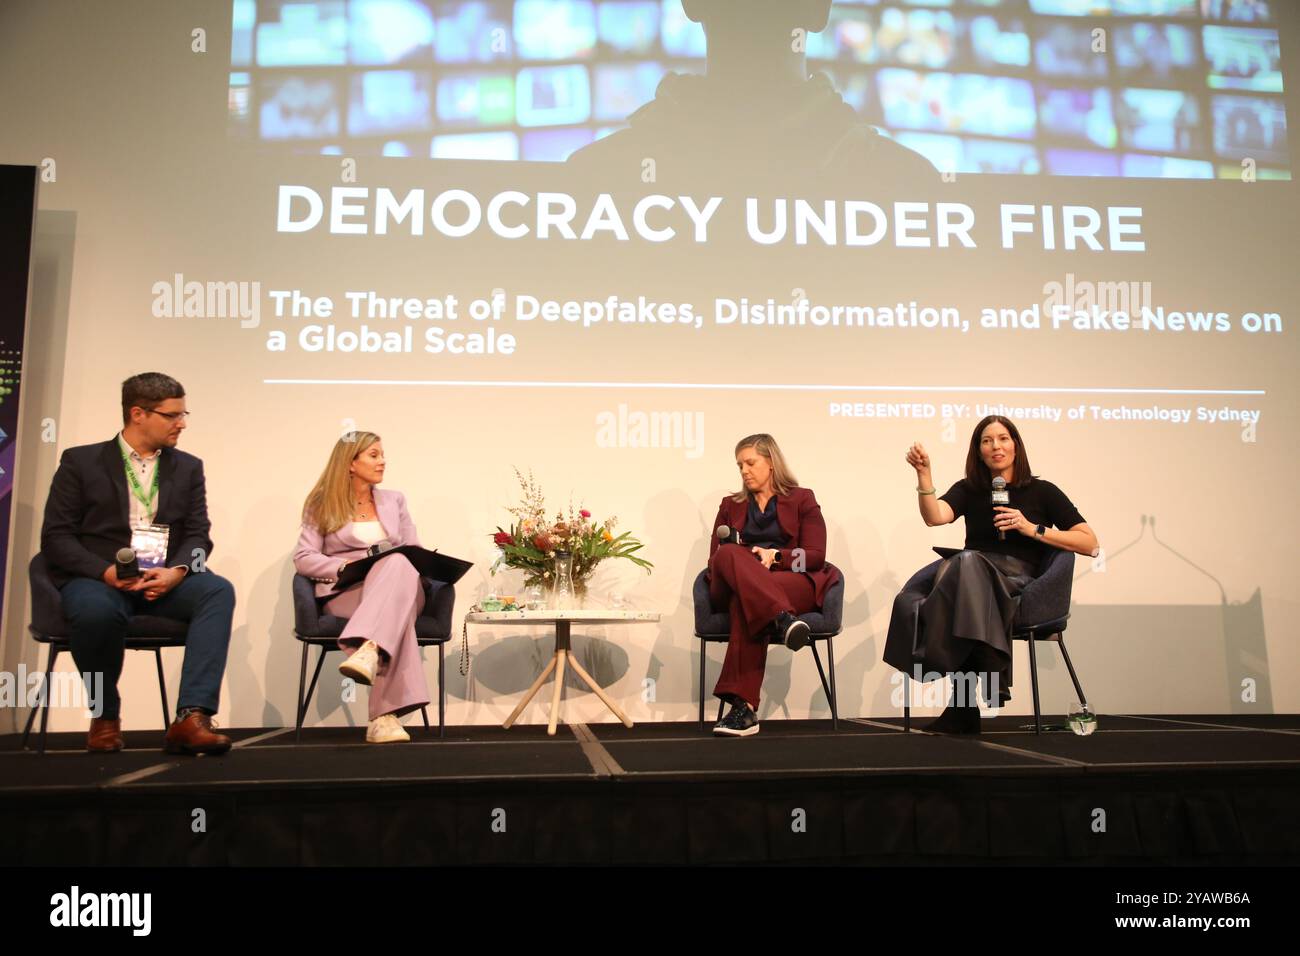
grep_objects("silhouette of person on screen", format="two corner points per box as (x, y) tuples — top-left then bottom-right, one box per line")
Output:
(568, 0), (937, 190)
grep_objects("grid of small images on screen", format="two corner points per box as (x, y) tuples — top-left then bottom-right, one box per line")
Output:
(227, 0), (1289, 178)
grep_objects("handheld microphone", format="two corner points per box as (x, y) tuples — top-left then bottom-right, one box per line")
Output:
(991, 476), (1010, 541)
(716, 525), (742, 546)
(115, 547), (140, 580)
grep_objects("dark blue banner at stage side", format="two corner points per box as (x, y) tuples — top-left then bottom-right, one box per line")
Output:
(0, 166), (39, 625)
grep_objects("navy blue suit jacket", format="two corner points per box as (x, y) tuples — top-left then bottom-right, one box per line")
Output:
(40, 437), (214, 589)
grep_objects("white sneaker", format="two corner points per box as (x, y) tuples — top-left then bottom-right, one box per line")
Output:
(366, 714), (410, 744)
(339, 640), (379, 685)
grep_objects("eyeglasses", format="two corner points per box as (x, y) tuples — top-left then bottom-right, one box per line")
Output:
(144, 408), (190, 422)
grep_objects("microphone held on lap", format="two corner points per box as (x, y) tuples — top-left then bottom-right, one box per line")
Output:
(115, 547), (140, 580)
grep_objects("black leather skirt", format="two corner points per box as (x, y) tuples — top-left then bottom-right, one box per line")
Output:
(884, 550), (1038, 687)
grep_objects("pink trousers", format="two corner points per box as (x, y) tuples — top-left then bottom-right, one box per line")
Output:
(325, 553), (428, 721)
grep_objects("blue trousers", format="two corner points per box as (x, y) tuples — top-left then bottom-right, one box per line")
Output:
(59, 572), (235, 720)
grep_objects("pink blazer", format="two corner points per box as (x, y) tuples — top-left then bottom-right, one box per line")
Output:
(293, 488), (420, 599)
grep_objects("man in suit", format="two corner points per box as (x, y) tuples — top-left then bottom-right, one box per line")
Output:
(40, 372), (234, 754)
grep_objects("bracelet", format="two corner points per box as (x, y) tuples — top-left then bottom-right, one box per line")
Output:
(916, 487), (936, 495)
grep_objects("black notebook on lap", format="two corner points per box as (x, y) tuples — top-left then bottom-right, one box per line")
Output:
(333, 545), (473, 591)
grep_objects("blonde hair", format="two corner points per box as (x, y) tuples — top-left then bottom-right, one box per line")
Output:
(302, 431), (381, 536)
(731, 433), (799, 502)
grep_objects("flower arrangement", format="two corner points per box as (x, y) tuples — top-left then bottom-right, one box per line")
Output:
(490, 468), (652, 592)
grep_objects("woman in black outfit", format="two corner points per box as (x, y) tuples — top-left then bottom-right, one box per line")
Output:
(883, 415), (1099, 734)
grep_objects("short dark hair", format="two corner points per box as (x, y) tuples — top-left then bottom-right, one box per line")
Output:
(964, 415), (1034, 490)
(121, 372), (185, 425)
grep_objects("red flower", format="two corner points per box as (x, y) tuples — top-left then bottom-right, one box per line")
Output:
(533, 533), (553, 552)
(493, 531), (515, 546)
(580, 509), (591, 519)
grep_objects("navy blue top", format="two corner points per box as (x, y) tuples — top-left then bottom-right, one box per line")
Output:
(743, 494), (789, 551)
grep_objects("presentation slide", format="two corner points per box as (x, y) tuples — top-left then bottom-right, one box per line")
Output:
(1, 0), (1296, 730)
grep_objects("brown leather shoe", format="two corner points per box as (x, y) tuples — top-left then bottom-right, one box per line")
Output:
(87, 717), (124, 752)
(164, 711), (232, 756)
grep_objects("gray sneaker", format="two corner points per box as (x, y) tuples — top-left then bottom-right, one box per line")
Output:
(713, 701), (760, 737)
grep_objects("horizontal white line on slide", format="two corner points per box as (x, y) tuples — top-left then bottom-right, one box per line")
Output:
(266, 380), (1267, 396)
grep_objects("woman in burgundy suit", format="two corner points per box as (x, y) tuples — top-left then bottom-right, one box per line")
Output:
(706, 434), (840, 737)
(293, 431), (428, 743)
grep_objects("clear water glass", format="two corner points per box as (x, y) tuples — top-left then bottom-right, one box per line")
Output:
(525, 585), (544, 610)
(1066, 702), (1097, 736)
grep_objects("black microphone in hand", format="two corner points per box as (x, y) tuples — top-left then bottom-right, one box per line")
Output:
(716, 525), (742, 546)
(115, 547), (140, 580)
(991, 476), (1010, 541)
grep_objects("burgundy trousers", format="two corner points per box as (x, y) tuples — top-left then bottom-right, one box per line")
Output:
(708, 543), (817, 709)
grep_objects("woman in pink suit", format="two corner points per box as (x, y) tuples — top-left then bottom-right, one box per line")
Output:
(294, 431), (428, 743)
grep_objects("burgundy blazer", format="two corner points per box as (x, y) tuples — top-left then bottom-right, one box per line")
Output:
(708, 485), (840, 606)
(293, 488), (419, 599)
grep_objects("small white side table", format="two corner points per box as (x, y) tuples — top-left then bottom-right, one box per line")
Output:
(465, 609), (660, 736)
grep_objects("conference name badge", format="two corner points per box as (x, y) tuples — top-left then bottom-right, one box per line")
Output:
(130, 524), (170, 570)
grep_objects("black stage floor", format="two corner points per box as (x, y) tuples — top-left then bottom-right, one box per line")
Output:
(2, 714), (1298, 865)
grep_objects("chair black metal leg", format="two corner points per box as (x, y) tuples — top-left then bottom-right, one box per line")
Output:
(903, 672), (911, 733)
(906, 609), (923, 733)
(20, 693), (39, 748)
(1057, 639), (1088, 708)
(298, 646), (328, 742)
(1027, 633), (1042, 735)
(154, 649), (170, 729)
(810, 641), (836, 729)
(438, 644), (446, 738)
(23, 644), (58, 752)
(37, 646), (60, 755)
(697, 636), (707, 731)
(827, 637), (838, 730)
(295, 641), (310, 742)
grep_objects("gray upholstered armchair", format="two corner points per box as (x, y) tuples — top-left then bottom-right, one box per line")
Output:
(897, 547), (1085, 733)
(692, 562), (845, 730)
(292, 572), (455, 739)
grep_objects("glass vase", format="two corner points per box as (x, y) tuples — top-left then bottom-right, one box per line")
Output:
(551, 551), (576, 610)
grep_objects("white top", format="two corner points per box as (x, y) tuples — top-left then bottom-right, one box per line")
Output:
(350, 520), (387, 545)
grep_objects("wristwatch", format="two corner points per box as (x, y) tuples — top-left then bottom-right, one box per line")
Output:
(1035, 524), (1046, 537)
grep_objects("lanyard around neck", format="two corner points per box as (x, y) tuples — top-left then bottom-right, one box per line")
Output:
(119, 442), (159, 513)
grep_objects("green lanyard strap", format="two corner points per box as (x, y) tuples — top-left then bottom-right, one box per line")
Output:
(119, 443), (160, 515)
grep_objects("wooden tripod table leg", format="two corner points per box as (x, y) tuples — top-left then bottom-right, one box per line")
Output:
(503, 653), (558, 729)
(566, 652), (634, 728)
(548, 650), (567, 736)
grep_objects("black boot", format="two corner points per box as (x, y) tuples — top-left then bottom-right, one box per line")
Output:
(924, 699), (981, 735)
